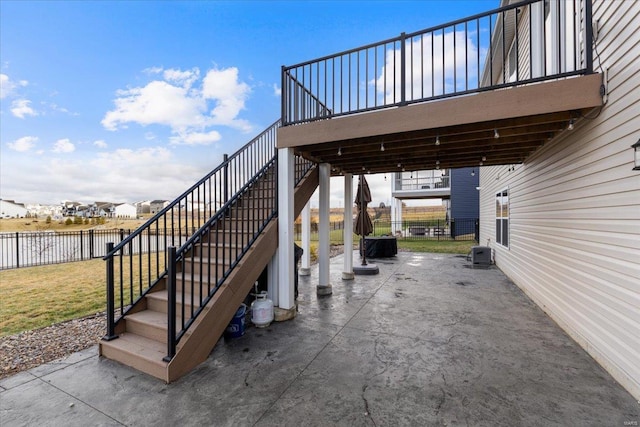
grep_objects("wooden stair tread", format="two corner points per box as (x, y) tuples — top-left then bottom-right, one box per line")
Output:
(175, 271), (220, 281)
(126, 310), (176, 328)
(147, 289), (196, 304)
(102, 332), (167, 366)
(199, 242), (243, 248)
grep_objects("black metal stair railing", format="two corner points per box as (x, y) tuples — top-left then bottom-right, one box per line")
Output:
(103, 121), (280, 341)
(282, 0), (593, 125)
(103, 118), (316, 361)
(163, 150), (315, 360)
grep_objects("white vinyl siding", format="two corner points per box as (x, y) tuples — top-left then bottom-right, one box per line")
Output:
(479, 0), (640, 400)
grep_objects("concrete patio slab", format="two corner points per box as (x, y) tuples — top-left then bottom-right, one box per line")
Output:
(1, 252), (638, 426)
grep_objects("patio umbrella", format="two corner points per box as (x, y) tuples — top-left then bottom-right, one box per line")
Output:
(354, 174), (373, 265)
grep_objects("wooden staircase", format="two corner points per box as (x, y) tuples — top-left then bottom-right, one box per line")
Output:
(99, 164), (318, 382)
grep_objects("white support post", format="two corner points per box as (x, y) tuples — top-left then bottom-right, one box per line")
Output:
(317, 163), (332, 295)
(342, 173), (354, 280)
(267, 248), (279, 305)
(277, 148), (296, 312)
(299, 201), (311, 276)
(391, 196), (402, 236)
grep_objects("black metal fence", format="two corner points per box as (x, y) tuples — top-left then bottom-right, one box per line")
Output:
(282, 0), (593, 125)
(0, 227), (207, 270)
(293, 218), (479, 242)
(0, 229), (133, 270)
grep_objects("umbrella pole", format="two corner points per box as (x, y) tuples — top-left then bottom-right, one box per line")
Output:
(360, 174), (367, 266)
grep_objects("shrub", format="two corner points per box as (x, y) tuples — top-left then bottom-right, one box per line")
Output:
(65, 218), (73, 226)
(73, 216), (83, 225)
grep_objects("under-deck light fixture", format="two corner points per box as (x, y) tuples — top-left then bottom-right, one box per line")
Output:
(471, 169), (475, 176)
(482, 155), (487, 162)
(337, 147), (342, 156)
(362, 166), (366, 170)
(567, 119), (575, 130)
(633, 138), (640, 171)
(494, 129), (500, 139)
(435, 135), (440, 146)
(380, 143), (385, 151)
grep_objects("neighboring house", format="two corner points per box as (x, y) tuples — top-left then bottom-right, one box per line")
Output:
(135, 200), (151, 215)
(114, 203), (137, 218)
(61, 201), (82, 217)
(26, 204), (64, 219)
(76, 205), (92, 218)
(95, 202), (115, 218)
(0, 199), (28, 218)
(150, 200), (169, 214)
(390, 167), (479, 237)
(479, 0), (639, 399)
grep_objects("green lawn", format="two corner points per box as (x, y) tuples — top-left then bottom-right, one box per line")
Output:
(1, 239), (474, 337)
(396, 239), (475, 254)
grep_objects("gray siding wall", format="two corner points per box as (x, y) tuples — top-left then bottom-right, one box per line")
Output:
(451, 167), (479, 219)
(479, 0), (640, 399)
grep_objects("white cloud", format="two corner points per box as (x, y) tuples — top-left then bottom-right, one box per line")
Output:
(202, 67), (252, 131)
(11, 99), (38, 118)
(143, 66), (164, 75)
(45, 102), (74, 115)
(0, 74), (13, 99)
(373, 31), (479, 103)
(1, 74), (28, 99)
(102, 66), (253, 138)
(1, 145), (208, 204)
(93, 140), (108, 148)
(8, 136), (38, 152)
(169, 130), (222, 146)
(52, 138), (75, 153)
(272, 83), (282, 97)
(102, 80), (208, 132)
(163, 67), (200, 89)
(93, 146), (172, 168)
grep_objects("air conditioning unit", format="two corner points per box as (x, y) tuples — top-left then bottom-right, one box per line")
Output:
(471, 246), (491, 265)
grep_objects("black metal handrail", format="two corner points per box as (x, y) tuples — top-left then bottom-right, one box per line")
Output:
(103, 120), (281, 341)
(103, 117), (317, 361)
(282, 0), (593, 125)
(164, 156), (278, 358)
(163, 149), (315, 358)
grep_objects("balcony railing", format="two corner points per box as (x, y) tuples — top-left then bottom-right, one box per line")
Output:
(393, 170), (450, 192)
(282, 0), (592, 126)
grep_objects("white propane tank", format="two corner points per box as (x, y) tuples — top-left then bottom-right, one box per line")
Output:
(251, 291), (274, 328)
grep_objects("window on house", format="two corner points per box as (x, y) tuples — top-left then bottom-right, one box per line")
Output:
(496, 189), (509, 247)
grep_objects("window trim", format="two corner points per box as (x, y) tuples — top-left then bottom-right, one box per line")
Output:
(495, 187), (510, 248)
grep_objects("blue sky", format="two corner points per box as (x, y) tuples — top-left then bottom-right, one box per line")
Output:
(1, 0), (497, 206)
